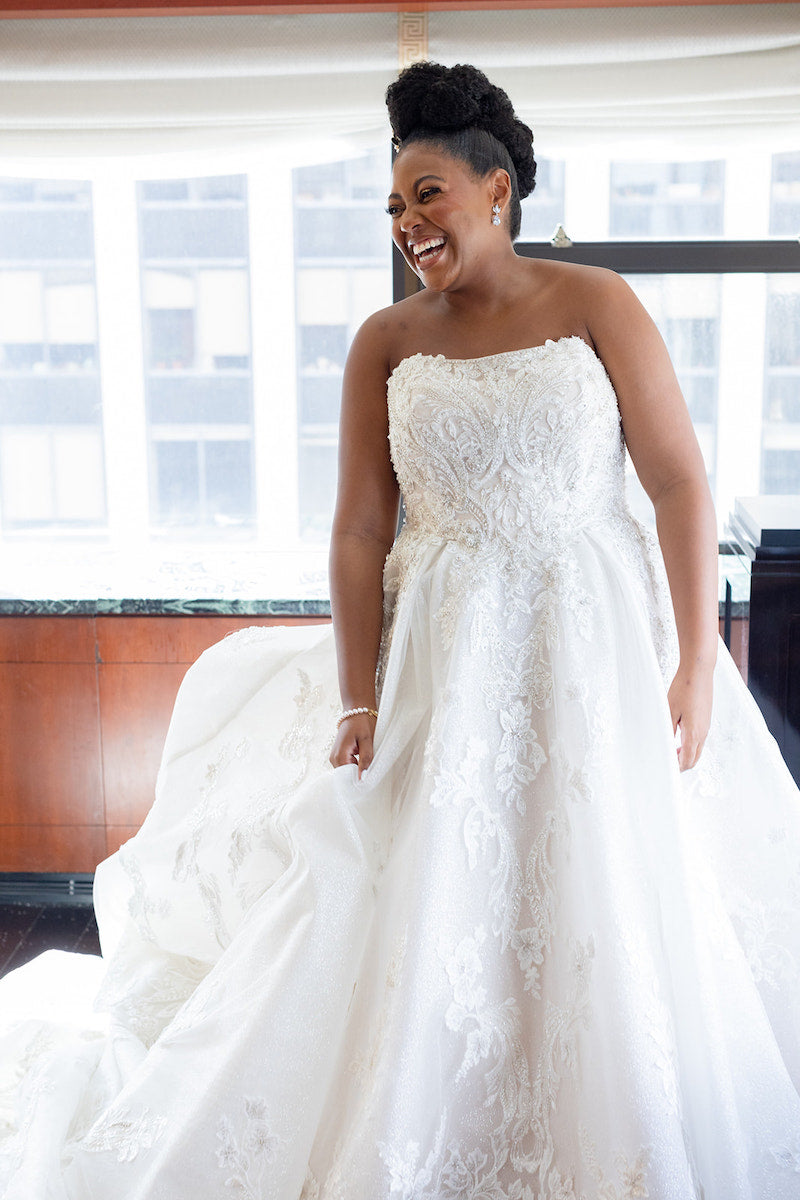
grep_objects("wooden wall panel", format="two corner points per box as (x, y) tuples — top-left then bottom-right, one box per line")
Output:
(106, 824), (142, 858)
(99, 661), (190, 827)
(0, 824), (107, 872)
(96, 614), (328, 664)
(0, 617), (96, 663)
(0, 611), (744, 874)
(0, 613), (332, 872)
(0, 662), (103, 828)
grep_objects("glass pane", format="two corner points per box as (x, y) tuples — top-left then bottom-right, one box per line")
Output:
(0, 154), (394, 596)
(771, 152), (800, 237)
(153, 439), (199, 524)
(519, 159), (566, 241)
(205, 439), (253, 523)
(0, 427), (105, 525)
(299, 324), (348, 372)
(294, 149), (392, 544)
(294, 150), (387, 203)
(138, 177), (255, 533)
(614, 272), (800, 537)
(622, 274), (720, 528)
(0, 179), (105, 535)
(611, 161), (724, 238)
(298, 442), (338, 543)
(150, 434), (254, 529)
(762, 275), (800, 494)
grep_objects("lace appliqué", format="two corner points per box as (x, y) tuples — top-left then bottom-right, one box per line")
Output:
(728, 891), (799, 990)
(579, 1128), (652, 1199)
(377, 932), (596, 1197)
(227, 666), (331, 906)
(216, 1097), (285, 1196)
(172, 737), (251, 948)
(82, 1105), (167, 1163)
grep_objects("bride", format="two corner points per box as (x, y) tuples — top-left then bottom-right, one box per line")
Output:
(1, 60), (799, 1200)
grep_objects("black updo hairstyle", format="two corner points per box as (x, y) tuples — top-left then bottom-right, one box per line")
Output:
(385, 61), (536, 242)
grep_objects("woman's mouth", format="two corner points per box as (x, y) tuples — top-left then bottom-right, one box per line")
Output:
(410, 236), (446, 270)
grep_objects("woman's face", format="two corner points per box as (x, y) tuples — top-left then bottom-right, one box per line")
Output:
(388, 143), (505, 292)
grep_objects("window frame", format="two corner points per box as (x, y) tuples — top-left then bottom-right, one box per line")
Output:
(392, 234), (800, 553)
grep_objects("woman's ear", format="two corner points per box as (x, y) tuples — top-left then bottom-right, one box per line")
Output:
(489, 168), (512, 209)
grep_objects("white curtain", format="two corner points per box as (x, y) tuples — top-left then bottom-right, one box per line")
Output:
(0, 5), (797, 173)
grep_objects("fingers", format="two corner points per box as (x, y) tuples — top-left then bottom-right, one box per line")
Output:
(329, 734), (358, 768)
(356, 735), (374, 780)
(675, 720), (708, 772)
(667, 670), (713, 774)
(328, 718), (376, 778)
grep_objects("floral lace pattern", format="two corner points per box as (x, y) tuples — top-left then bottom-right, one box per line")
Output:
(2, 340), (800, 1199)
(216, 1097), (285, 1197)
(82, 1105), (167, 1163)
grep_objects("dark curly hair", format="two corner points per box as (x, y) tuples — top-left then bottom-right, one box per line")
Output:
(385, 61), (536, 242)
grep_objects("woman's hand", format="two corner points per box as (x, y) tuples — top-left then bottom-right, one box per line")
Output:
(667, 664), (714, 771)
(329, 712), (377, 780)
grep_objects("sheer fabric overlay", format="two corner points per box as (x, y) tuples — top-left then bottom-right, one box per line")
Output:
(1, 337), (799, 1200)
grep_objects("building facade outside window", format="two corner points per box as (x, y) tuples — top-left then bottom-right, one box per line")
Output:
(138, 175), (255, 535)
(0, 145), (796, 598)
(0, 179), (105, 531)
(519, 150), (799, 533)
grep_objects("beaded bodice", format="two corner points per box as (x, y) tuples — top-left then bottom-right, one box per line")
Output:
(386, 336), (626, 569)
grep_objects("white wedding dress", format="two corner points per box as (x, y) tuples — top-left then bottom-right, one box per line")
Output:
(1, 336), (800, 1200)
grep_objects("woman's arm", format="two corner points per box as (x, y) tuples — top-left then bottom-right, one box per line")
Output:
(328, 316), (400, 777)
(585, 269), (719, 771)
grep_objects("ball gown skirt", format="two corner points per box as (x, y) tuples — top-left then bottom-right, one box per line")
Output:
(1, 337), (799, 1200)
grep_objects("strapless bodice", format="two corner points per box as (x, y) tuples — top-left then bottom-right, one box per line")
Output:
(387, 336), (627, 568)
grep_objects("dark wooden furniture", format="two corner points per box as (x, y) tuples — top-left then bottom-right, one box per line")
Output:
(726, 495), (800, 788)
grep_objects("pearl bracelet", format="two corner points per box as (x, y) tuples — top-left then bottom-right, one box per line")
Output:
(337, 706), (378, 729)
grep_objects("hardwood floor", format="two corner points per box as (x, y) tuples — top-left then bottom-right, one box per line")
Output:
(0, 903), (100, 979)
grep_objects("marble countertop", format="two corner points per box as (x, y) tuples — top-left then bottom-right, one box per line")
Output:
(0, 554), (749, 618)
(0, 597), (332, 617)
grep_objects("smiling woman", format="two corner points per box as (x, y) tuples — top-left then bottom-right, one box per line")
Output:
(1, 51), (800, 1200)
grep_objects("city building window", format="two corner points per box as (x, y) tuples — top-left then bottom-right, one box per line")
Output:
(0, 143), (796, 597)
(0, 179), (105, 530)
(137, 176), (255, 535)
(517, 152), (799, 538)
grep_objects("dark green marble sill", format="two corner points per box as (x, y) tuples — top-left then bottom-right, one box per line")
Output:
(0, 598), (332, 617)
(0, 596), (744, 619)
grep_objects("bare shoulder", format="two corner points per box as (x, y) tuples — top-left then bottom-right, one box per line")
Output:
(555, 264), (655, 353)
(527, 259), (631, 321)
(344, 305), (395, 382)
(344, 295), (429, 377)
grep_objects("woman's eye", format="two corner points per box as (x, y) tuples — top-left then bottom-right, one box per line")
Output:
(419, 187), (440, 201)
(385, 204), (402, 218)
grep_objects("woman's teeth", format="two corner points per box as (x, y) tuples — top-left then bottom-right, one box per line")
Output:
(413, 237), (446, 261)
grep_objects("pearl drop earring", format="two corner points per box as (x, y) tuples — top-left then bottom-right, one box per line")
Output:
(491, 203), (502, 226)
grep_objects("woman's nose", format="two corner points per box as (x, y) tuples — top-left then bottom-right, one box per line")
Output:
(399, 207), (421, 234)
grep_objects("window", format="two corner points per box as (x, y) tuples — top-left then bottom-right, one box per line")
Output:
(518, 159), (566, 241)
(770, 153), (800, 236)
(0, 147), (392, 596)
(294, 147), (392, 543)
(763, 274), (800, 494)
(0, 141), (796, 596)
(0, 179), (105, 529)
(518, 151), (800, 538)
(138, 176), (254, 535)
(609, 161), (725, 238)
